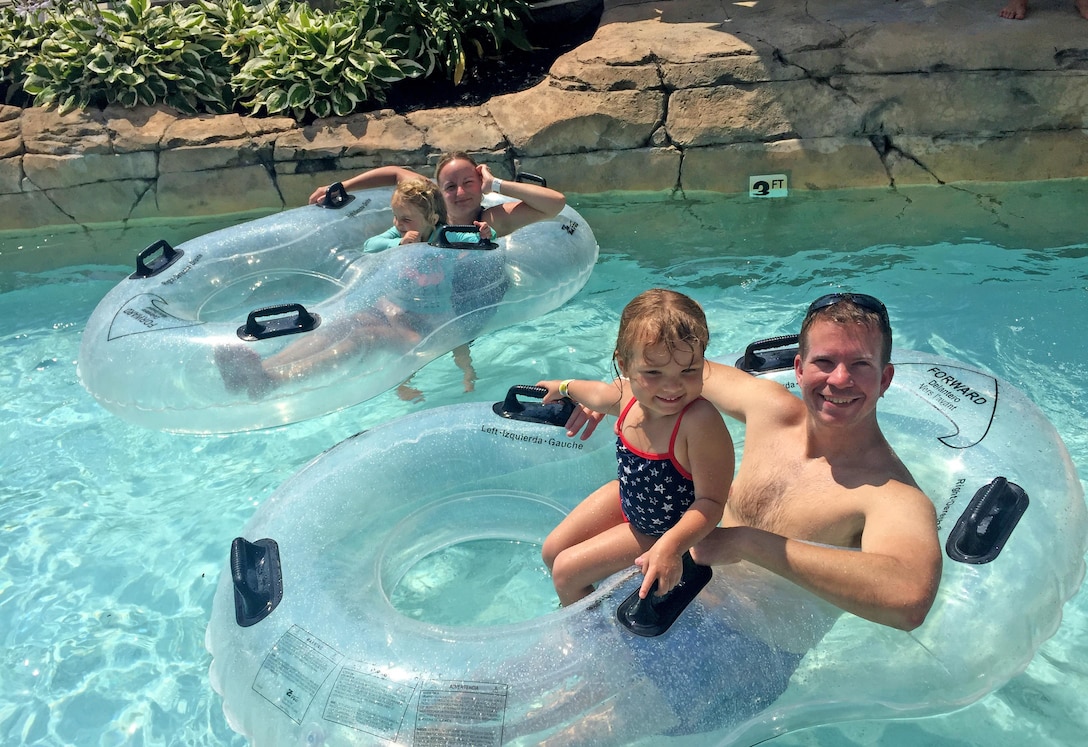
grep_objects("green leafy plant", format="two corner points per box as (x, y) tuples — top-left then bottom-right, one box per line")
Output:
(22, 0), (233, 114)
(207, 0), (292, 65)
(3, 0), (538, 120)
(0, 1), (63, 105)
(366, 0), (533, 85)
(227, 2), (423, 121)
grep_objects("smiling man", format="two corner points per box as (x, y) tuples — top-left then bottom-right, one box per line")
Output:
(689, 293), (941, 630)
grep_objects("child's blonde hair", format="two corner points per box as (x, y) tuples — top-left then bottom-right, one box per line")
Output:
(614, 289), (710, 373)
(394, 178), (447, 226)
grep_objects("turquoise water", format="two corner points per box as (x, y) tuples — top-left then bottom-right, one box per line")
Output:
(2, 181), (1087, 745)
(389, 539), (555, 626)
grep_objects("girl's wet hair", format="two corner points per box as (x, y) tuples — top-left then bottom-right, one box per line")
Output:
(614, 289), (710, 374)
(395, 178), (447, 225)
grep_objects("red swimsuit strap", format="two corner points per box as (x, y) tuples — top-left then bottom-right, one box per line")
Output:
(616, 396), (704, 473)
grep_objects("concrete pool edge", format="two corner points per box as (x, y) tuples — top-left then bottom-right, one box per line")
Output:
(3, 180), (1087, 276)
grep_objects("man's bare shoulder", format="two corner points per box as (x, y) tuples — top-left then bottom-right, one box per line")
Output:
(855, 458), (937, 539)
(865, 439), (926, 494)
(859, 470), (930, 507)
(798, 465), (935, 550)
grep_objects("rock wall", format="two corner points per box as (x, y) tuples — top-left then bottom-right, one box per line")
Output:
(2, 0), (1087, 231)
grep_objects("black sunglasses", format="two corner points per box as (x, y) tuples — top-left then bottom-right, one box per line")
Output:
(805, 293), (889, 324)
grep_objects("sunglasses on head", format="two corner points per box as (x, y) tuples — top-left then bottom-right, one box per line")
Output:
(805, 293), (889, 324)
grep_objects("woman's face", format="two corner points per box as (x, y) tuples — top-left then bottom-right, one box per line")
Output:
(436, 159), (482, 221)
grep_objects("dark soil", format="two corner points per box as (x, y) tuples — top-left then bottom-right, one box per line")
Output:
(378, 8), (602, 115)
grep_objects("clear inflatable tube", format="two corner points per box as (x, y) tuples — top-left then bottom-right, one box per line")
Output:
(77, 188), (598, 433)
(205, 348), (1086, 745)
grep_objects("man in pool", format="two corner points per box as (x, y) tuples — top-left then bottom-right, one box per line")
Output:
(571, 293), (942, 631)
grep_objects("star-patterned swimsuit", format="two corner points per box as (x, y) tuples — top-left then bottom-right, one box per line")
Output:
(615, 396), (699, 537)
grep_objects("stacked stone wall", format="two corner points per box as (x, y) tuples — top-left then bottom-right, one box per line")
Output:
(2, 0), (1086, 231)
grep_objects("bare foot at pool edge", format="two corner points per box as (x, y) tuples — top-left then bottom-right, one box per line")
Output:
(1078, 0), (1088, 19)
(214, 345), (274, 399)
(215, 345), (252, 393)
(999, 0), (1027, 18)
(397, 382), (424, 402)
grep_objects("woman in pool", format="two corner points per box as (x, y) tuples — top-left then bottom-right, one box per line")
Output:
(217, 179), (478, 400)
(308, 151), (566, 238)
(536, 289), (734, 606)
(307, 153), (564, 398)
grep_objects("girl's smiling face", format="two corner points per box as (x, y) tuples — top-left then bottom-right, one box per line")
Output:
(618, 340), (705, 419)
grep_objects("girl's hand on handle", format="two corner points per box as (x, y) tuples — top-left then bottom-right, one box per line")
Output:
(537, 379), (618, 437)
(535, 380), (565, 405)
(635, 546), (683, 599)
(564, 404), (605, 440)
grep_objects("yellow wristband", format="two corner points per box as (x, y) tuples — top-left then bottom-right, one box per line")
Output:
(559, 379), (573, 398)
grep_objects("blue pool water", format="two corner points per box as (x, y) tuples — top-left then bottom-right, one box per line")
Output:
(2, 181), (1087, 745)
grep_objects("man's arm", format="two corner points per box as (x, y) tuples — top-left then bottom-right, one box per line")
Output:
(561, 359), (795, 440)
(694, 484), (941, 630)
(700, 359), (794, 423)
